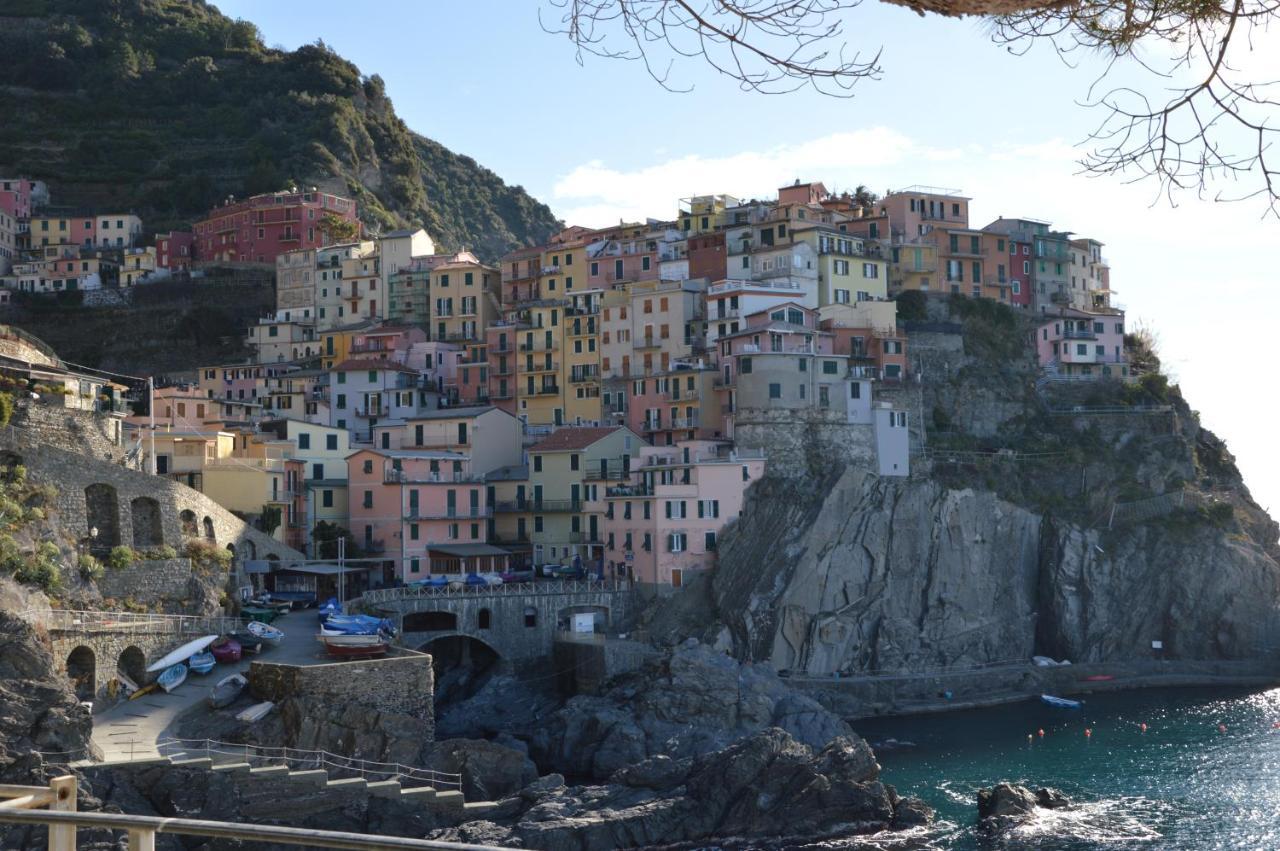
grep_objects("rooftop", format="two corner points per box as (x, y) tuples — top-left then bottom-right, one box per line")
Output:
(406, 405), (499, 421)
(529, 426), (624, 453)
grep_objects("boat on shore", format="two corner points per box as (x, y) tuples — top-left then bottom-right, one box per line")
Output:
(236, 700), (274, 722)
(1041, 694), (1083, 709)
(246, 620), (284, 645)
(318, 597), (341, 623)
(229, 632), (264, 655)
(157, 664), (187, 693)
(320, 636), (388, 658)
(207, 673), (247, 709)
(241, 606), (280, 624)
(211, 636), (242, 663)
(146, 635), (218, 673)
(187, 651), (216, 675)
(318, 630), (386, 646)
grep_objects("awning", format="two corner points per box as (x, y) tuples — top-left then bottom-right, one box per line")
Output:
(428, 544), (512, 558)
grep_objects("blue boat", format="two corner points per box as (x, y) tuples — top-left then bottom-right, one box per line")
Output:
(157, 663), (187, 693)
(187, 652), (216, 675)
(1041, 694), (1083, 709)
(322, 614), (395, 636)
(318, 597), (342, 624)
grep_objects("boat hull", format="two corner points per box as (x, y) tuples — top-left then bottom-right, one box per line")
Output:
(207, 673), (247, 709)
(321, 638), (388, 658)
(146, 635), (219, 673)
(246, 620), (284, 644)
(157, 664), (187, 693)
(1041, 694), (1083, 709)
(211, 638), (242, 663)
(241, 607), (280, 624)
(188, 652), (216, 675)
(318, 631), (386, 646)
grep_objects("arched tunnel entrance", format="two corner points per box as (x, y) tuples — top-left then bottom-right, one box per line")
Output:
(418, 635), (500, 712)
(118, 646), (146, 688)
(66, 646), (96, 701)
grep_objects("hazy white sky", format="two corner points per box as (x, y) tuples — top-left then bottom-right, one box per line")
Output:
(218, 1), (1279, 514)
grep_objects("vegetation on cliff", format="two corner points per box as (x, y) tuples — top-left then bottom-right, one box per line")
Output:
(0, 0), (561, 259)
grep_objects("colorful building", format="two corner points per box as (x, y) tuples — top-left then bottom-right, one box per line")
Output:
(1035, 309), (1129, 380)
(193, 190), (358, 265)
(156, 230), (194, 273)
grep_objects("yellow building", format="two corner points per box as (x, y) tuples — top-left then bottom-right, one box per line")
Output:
(563, 289), (604, 424)
(527, 426), (642, 570)
(119, 247), (156, 287)
(888, 242), (940, 295)
(430, 259), (498, 344)
(793, 226), (889, 306)
(515, 300), (567, 426)
(539, 234), (586, 297)
(678, 194), (739, 235)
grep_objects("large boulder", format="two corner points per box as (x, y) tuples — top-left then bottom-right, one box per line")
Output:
(424, 738), (538, 801)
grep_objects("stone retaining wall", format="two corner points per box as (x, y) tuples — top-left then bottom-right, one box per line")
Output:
(732, 408), (875, 478)
(96, 558), (200, 607)
(9, 400), (130, 465)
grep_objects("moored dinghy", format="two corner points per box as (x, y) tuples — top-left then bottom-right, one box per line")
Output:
(145, 635), (218, 673)
(246, 620), (284, 645)
(187, 651), (216, 674)
(1041, 694), (1083, 709)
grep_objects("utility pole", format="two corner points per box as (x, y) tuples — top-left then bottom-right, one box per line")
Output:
(147, 376), (156, 476)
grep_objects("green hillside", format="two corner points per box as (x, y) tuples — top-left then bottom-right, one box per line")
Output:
(0, 0), (561, 260)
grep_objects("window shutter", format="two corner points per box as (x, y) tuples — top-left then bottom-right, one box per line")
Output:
(697, 501), (704, 519)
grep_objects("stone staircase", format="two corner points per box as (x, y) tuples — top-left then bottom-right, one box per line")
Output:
(108, 752), (497, 816)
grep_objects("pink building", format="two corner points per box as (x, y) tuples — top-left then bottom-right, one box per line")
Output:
(819, 319), (908, 382)
(1035, 309), (1129, 380)
(156, 231), (194, 271)
(625, 366), (723, 445)
(347, 448), (497, 581)
(596, 440), (766, 587)
(0, 178), (45, 219)
(193, 190), (359, 265)
(347, 325), (428, 362)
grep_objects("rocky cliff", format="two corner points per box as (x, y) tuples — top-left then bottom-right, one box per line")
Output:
(710, 297), (1280, 675)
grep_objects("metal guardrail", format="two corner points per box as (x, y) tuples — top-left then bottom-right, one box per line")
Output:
(34, 609), (243, 637)
(155, 738), (462, 791)
(360, 578), (628, 605)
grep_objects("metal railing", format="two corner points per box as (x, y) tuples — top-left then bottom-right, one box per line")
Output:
(35, 609), (243, 637)
(155, 738), (461, 791)
(0, 775), (498, 850)
(360, 578), (627, 605)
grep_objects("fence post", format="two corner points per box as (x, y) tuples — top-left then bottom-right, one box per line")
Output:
(127, 828), (155, 851)
(47, 775), (76, 851)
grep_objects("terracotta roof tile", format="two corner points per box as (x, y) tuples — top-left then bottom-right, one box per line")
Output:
(529, 426), (623, 453)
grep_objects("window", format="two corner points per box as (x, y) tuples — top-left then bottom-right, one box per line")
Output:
(410, 524), (420, 541)
(833, 259), (849, 275)
(823, 360), (839, 375)
(850, 382), (862, 399)
(740, 357), (752, 374)
(668, 533), (686, 553)
(570, 454), (580, 471)
(768, 383), (781, 399)
(362, 490), (373, 508)
(322, 489), (333, 508)
(862, 263), (879, 278)
(799, 358), (807, 373)
(326, 434), (338, 451)
(533, 455), (542, 473)
(835, 289), (850, 304)
(410, 558), (420, 574)
(298, 433), (310, 450)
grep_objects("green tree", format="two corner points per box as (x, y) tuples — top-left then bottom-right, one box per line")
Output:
(318, 213), (359, 244)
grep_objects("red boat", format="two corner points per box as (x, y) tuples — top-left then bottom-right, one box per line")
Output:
(211, 636), (242, 663)
(321, 637), (387, 659)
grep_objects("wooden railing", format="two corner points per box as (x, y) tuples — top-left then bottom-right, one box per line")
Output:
(0, 775), (500, 849)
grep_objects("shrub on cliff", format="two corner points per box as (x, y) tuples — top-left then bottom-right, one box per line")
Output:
(14, 542), (62, 592)
(78, 553), (104, 582)
(185, 539), (232, 575)
(144, 544), (177, 560)
(108, 545), (137, 571)
(0, 392), (12, 427)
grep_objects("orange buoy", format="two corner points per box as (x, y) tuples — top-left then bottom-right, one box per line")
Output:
(1085, 728), (1092, 737)
(1218, 724), (1227, 733)
(1140, 723), (1148, 732)
(1038, 728), (1045, 738)
(1272, 722), (1279, 729)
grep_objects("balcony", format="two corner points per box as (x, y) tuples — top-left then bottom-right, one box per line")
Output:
(530, 384), (561, 396)
(354, 405), (386, 418)
(363, 539), (386, 554)
(671, 416), (699, 429)
(607, 484), (652, 498)
(1062, 328), (1097, 340)
(945, 245), (986, 258)
(641, 419), (663, 432)
(525, 360), (559, 374)
(385, 470), (484, 484)
(569, 366), (600, 383)
(491, 364), (514, 376)
(634, 337), (663, 350)
(495, 499), (582, 513)
(407, 507), (494, 520)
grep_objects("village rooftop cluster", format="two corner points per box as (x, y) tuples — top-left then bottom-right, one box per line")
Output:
(0, 178), (1130, 591)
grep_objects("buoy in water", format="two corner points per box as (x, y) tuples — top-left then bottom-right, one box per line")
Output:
(1218, 724), (1227, 733)
(1140, 723), (1148, 732)
(1272, 721), (1279, 729)
(1085, 728), (1092, 738)
(1038, 728), (1045, 738)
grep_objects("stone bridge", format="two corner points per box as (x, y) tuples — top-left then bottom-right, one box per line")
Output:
(358, 580), (635, 663)
(39, 609), (241, 705)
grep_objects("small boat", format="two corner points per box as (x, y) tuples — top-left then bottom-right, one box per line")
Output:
(210, 636), (242, 663)
(116, 670), (141, 698)
(322, 615), (393, 636)
(1041, 694), (1083, 709)
(207, 673), (247, 709)
(241, 606), (280, 624)
(129, 682), (159, 701)
(318, 597), (342, 623)
(249, 596), (292, 615)
(236, 700), (274, 723)
(321, 637), (388, 658)
(229, 632), (264, 655)
(187, 652), (216, 675)
(246, 620), (284, 645)
(1083, 674), (1115, 682)
(157, 664), (187, 693)
(317, 630), (386, 646)
(146, 635), (219, 673)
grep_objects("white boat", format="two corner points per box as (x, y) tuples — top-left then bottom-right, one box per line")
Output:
(146, 635), (219, 673)
(316, 631), (386, 646)
(236, 700), (274, 722)
(1041, 694), (1083, 709)
(157, 664), (187, 693)
(246, 620), (284, 645)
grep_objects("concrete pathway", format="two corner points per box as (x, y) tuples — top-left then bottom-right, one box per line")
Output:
(89, 610), (329, 763)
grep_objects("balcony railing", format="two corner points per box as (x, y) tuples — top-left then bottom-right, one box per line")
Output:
(406, 507), (494, 520)
(494, 498), (582, 513)
(529, 384), (561, 396)
(524, 360), (559, 373)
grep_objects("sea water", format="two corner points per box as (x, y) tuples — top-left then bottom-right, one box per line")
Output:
(851, 686), (1280, 849)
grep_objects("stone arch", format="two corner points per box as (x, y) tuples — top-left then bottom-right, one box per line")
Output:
(244, 540), (257, 560)
(266, 553), (279, 562)
(403, 610), (458, 632)
(478, 608), (491, 630)
(117, 646), (146, 687)
(84, 483), (121, 550)
(66, 645), (95, 701)
(179, 509), (198, 537)
(558, 604), (610, 634)
(130, 496), (163, 548)
(203, 516), (216, 541)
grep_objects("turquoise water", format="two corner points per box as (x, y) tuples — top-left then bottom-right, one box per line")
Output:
(852, 686), (1280, 849)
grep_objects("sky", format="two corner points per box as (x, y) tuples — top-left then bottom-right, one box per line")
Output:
(218, 0), (1279, 516)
